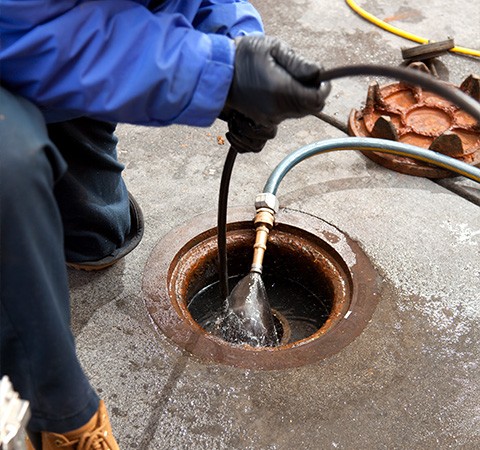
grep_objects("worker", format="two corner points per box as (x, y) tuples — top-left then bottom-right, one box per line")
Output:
(0, 1), (330, 449)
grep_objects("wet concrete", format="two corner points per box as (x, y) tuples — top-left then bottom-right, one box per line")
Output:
(70, 0), (480, 448)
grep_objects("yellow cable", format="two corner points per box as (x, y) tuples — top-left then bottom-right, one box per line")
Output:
(345, 0), (480, 58)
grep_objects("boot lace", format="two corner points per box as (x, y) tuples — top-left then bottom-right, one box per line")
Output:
(52, 414), (113, 450)
(59, 429), (110, 450)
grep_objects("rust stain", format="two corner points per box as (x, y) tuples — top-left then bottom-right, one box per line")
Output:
(383, 12), (415, 23)
(383, 7), (424, 24)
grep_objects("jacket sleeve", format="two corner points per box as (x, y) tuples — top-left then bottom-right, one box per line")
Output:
(0, 0), (243, 126)
(192, 0), (264, 38)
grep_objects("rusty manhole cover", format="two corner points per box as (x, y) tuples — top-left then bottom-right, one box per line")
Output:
(143, 207), (380, 370)
(349, 65), (480, 178)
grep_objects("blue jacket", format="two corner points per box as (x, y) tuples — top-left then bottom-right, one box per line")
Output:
(0, 0), (263, 125)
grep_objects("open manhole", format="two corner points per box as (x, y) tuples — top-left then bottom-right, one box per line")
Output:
(143, 207), (380, 370)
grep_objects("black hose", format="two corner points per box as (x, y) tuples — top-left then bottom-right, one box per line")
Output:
(217, 146), (238, 300)
(312, 111), (349, 134)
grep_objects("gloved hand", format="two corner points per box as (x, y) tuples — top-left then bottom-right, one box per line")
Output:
(226, 35), (331, 126)
(221, 107), (277, 153)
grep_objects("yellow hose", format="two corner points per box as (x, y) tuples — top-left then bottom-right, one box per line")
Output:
(345, 0), (480, 58)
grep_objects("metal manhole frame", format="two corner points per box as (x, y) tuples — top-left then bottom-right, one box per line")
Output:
(143, 207), (381, 370)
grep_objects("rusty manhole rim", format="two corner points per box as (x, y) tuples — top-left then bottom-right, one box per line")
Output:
(143, 207), (380, 370)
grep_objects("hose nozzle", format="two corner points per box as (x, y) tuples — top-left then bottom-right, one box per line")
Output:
(251, 193), (279, 274)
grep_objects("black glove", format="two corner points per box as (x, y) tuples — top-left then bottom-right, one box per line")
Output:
(226, 35), (331, 126)
(222, 108), (277, 153)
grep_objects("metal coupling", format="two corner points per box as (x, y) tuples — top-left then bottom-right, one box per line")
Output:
(250, 204), (276, 274)
(255, 193), (279, 214)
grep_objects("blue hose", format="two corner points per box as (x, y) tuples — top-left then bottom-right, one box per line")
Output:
(263, 137), (480, 195)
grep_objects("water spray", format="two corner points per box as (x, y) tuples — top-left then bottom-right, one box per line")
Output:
(219, 194), (279, 347)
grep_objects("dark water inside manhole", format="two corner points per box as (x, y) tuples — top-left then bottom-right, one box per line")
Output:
(188, 274), (331, 345)
(186, 236), (336, 346)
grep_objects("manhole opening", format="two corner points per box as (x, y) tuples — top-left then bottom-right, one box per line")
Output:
(143, 208), (380, 369)
(186, 228), (346, 346)
(170, 222), (353, 352)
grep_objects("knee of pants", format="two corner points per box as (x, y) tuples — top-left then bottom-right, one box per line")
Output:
(0, 88), (67, 200)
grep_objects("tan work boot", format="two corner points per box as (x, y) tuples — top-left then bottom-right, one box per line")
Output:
(26, 400), (119, 450)
(26, 435), (35, 450)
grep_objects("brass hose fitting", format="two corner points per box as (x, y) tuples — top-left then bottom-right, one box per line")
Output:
(250, 193), (279, 274)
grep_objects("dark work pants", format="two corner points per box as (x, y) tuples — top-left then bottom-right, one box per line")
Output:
(0, 87), (130, 433)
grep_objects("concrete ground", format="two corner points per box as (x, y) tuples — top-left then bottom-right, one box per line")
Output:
(70, 1), (480, 449)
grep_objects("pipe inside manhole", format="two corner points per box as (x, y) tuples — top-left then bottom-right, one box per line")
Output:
(143, 207), (380, 370)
